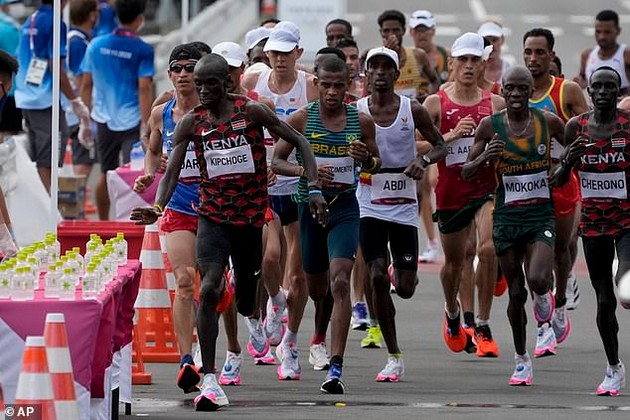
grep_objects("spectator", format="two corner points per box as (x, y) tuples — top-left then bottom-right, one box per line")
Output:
(0, 0), (22, 136)
(0, 49), (18, 249)
(94, 0), (118, 37)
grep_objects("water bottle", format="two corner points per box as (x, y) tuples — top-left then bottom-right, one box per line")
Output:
(116, 232), (128, 265)
(46, 233), (60, 263)
(84, 242), (97, 271)
(44, 264), (61, 298)
(82, 264), (99, 299)
(59, 267), (76, 301)
(11, 267), (33, 301)
(33, 242), (48, 271)
(0, 264), (10, 299)
(72, 247), (85, 275)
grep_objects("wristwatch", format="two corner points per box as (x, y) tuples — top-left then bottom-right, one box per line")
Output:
(421, 155), (431, 167)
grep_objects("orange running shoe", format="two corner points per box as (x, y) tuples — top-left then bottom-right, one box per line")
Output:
(474, 325), (500, 358)
(463, 323), (477, 354)
(216, 277), (234, 313)
(442, 312), (467, 353)
(494, 272), (508, 297)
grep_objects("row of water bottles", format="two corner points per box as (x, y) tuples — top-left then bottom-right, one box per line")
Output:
(0, 231), (127, 301)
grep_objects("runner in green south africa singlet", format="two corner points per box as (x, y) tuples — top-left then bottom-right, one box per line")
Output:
(295, 101), (362, 203)
(492, 108), (554, 226)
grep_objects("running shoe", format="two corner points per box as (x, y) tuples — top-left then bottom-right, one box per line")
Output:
(194, 374), (229, 411)
(177, 362), (201, 394)
(361, 325), (383, 349)
(551, 306), (571, 344)
(565, 273), (580, 310)
(494, 272), (508, 297)
(218, 351), (242, 386)
(474, 325), (500, 358)
(463, 322), (477, 354)
(442, 311), (467, 353)
(418, 241), (439, 263)
(532, 291), (555, 323)
(254, 346), (276, 365)
(277, 341), (301, 380)
(320, 363), (345, 394)
(309, 342), (330, 370)
(376, 356), (404, 382)
(351, 301), (369, 331)
(246, 317), (270, 359)
(534, 322), (557, 358)
(264, 298), (286, 346)
(509, 353), (533, 386)
(215, 279), (234, 314)
(596, 362), (626, 396)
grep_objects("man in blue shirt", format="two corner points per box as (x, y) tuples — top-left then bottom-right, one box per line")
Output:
(81, 0), (154, 220)
(0, 0), (22, 135)
(94, 0), (118, 37)
(14, 0), (91, 192)
(0, 49), (18, 249)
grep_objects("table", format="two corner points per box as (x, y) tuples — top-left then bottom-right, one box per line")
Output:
(0, 261), (141, 420)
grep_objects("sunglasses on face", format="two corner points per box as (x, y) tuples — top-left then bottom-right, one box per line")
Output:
(169, 63), (196, 73)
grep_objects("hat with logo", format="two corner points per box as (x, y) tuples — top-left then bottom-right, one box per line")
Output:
(366, 47), (399, 70)
(451, 32), (485, 57)
(213, 42), (247, 67)
(409, 10), (436, 28)
(478, 21), (504, 38)
(264, 21), (301, 52)
(245, 27), (272, 51)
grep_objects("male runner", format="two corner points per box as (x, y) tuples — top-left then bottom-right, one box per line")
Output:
(551, 66), (628, 396)
(478, 20), (514, 84)
(523, 28), (590, 354)
(272, 55), (379, 393)
(133, 44), (202, 393)
(463, 65), (565, 386)
(377, 9), (439, 103)
(325, 18), (352, 47)
(357, 47), (446, 382)
(131, 54), (326, 411)
(408, 10), (450, 84)
(574, 10), (630, 95)
(423, 32), (505, 358)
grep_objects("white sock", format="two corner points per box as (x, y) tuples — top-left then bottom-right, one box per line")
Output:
(476, 317), (488, 327)
(282, 329), (297, 346)
(270, 290), (286, 308)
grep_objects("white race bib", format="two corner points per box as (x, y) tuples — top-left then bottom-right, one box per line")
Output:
(204, 144), (255, 179)
(579, 171), (627, 200)
(370, 173), (417, 205)
(503, 171), (550, 204)
(25, 57), (48, 86)
(551, 138), (564, 160)
(445, 137), (474, 167)
(180, 150), (200, 179)
(316, 156), (355, 185)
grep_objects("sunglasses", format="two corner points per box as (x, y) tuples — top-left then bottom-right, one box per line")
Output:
(169, 63), (196, 73)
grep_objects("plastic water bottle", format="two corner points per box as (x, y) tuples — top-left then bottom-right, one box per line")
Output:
(84, 242), (97, 270)
(59, 267), (76, 301)
(115, 232), (128, 265)
(72, 247), (85, 275)
(82, 264), (99, 299)
(64, 253), (81, 279)
(0, 264), (10, 299)
(46, 233), (60, 263)
(44, 264), (61, 298)
(34, 241), (48, 271)
(11, 267), (33, 301)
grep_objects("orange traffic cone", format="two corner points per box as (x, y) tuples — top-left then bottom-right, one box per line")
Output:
(261, 0), (276, 17)
(131, 324), (152, 385)
(44, 313), (80, 420)
(15, 336), (57, 420)
(134, 223), (179, 362)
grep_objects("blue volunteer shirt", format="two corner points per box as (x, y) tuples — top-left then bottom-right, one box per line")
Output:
(93, 1), (118, 38)
(14, 5), (67, 110)
(63, 27), (89, 127)
(81, 27), (154, 131)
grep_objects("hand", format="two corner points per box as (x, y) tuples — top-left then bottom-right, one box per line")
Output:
(384, 34), (399, 51)
(452, 115), (477, 139)
(71, 97), (90, 121)
(267, 167), (277, 187)
(484, 134), (505, 162)
(308, 193), (328, 226)
(133, 173), (154, 193)
(348, 140), (370, 162)
(317, 165), (334, 187)
(565, 136), (590, 164)
(77, 118), (94, 149)
(130, 206), (161, 225)
(404, 159), (426, 180)
(156, 153), (168, 173)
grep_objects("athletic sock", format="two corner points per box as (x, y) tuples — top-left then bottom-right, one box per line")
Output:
(475, 317), (489, 327)
(283, 329), (297, 345)
(270, 290), (286, 307)
(463, 311), (475, 326)
(330, 355), (343, 367)
(180, 353), (194, 366)
(311, 333), (326, 345)
(446, 303), (460, 320)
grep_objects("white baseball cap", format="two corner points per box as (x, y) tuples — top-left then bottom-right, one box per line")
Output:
(213, 42), (247, 67)
(478, 21), (504, 38)
(245, 27), (271, 51)
(264, 21), (300, 52)
(409, 10), (436, 28)
(366, 47), (399, 70)
(451, 32), (485, 57)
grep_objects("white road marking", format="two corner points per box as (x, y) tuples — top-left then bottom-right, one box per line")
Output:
(434, 14), (459, 24)
(569, 15), (592, 24)
(522, 15), (550, 24)
(546, 27), (565, 37)
(620, 0), (630, 11)
(469, 0), (487, 22)
(436, 26), (462, 37)
(344, 13), (365, 23)
(583, 27), (595, 37)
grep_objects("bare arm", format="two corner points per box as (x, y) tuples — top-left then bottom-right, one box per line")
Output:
(58, 59), (76, 100)
(241, 72), (260, 92)
(151, 89), (175, 109)
(573, 49), (590, 89)
(563, 80), (589, 117)
(271, 108), (305, 176)
(461, 116), (499, 180)
(411, 100), (446, 164)
(545, 111), (566, 146)
(414, 48), (439, 98)
(134, 105), (165, 192)
(138, 77), (153, 126)
(305, 73), (318, 101)
(80, 72), (92, 110)
(490, 93), (506, 112)
(549, 116), (582, 186)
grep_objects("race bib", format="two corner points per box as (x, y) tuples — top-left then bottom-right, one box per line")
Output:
(370, 173), (417, 205)
(180, 150), (200, 179)
(264, 129), (274, 165)
(445, 136), (474, 167)
(25, 57), (48, 86)
(204, 144), (255, 179)
(503, 171), (550, 204)
(579, 171), (627, 200)
(551, 137), (564, 160)
(316, 156), (354, 185)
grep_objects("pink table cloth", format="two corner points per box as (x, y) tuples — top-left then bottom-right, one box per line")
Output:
(0, 261), (141, 398)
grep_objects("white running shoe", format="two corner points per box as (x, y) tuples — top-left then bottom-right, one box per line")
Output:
(551, 306), (571, 344)
(264, 297), (286, 346)
(532, 291), (555, 323)
(194, 373), (229, 411)
(596, 362), (626, 396)
(509, 353), (533, 386)
(277, 341), (301, 380)
(254, 346), (276, 365)
(418, 241), (439, 263)
(534, 322), (557, 358)
(309, 342), (330, 371)
(375, 356), (404, 382)
(351, 301), (369, 331)
(565, 273), (580, 310)
(246, 317), (270, 358)
(218, 351), (242, 386)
